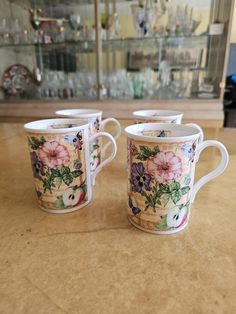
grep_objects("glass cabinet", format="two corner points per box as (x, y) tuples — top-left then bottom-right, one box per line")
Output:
(0, 0), (234, 103)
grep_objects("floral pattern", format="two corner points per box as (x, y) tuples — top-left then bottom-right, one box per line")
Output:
(130, 162), (151, 193)
(147, 151), (183, 183)
(127, 138), (196, 232)
(88, 118), (101, 171)
(30, 151), (45, 179)
(38, 141), (70, 168)
(181, 143), (196, 162)
(28, 134), (87, 211)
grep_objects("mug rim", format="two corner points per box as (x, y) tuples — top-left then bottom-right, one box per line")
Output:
(24, 118), (90, 134)
(55, 109), (103, 118)
(125, 123), (201, 142)
(133, 110), (183, 120)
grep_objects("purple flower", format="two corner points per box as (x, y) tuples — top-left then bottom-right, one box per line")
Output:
(30, 152), (45, 179)
(36, 190), (42, 198)
(130, 162), (151, 193)
(74, 161), (82, 170)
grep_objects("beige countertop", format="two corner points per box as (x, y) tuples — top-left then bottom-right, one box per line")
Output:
(0, 121), (236, 314)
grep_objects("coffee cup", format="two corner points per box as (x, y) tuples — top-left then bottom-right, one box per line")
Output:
(55, 109), (121, 168)
(133, 109), (204, 141)
(133, 110), (183, 124)
(24, 118), (117, 214)
(125, 123), (228, 234)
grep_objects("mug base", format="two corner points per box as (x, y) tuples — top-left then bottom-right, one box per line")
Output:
(128, 216), (188, 235)
(38, 198), (90, 214)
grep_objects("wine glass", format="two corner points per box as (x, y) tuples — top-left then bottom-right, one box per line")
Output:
(0, 18), (11, 45)
(11, 19), (21, 44)
(69, 14), (81, 42)
(192, 13), (202, 34)
(131, 4), (148, 37)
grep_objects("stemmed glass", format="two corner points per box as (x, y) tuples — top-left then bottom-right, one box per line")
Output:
(192, 13), (202, 34)
(11, 19), (21, 44)
(69, 14), (81, 42)
(131, 4), (148, 37)
(0, 18), (11, 45)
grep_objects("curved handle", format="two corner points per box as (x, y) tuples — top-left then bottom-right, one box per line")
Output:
(186, 123), (204, 142)
(90, 132), (117, 186)
(191, 140), (229, 203)
(100, 118), (121, 158)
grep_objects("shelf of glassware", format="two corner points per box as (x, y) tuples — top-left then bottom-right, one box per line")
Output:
(0, 41), (96, 53)
(102, 35), (209, 101)
(103, 34), (208, 50)
(0, 34), (208, 52)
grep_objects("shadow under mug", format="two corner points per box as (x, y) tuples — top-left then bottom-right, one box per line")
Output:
(24, 119), (117, 214)
(125, 123), (229, 235)
(55, 109), (121, 169)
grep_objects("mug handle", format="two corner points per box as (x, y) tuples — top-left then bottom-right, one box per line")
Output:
(89, 132), (117, 186)
(100, 118), (121, 158)
(186, 123), (204, 142)
(190, 140), (229, 203)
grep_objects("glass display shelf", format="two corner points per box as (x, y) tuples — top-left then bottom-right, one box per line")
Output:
(0, 0), (233, 106)
(0, 41), (96, 53)
(0, 34), (209, 49)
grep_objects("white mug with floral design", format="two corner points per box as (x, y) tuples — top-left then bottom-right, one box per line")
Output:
(55, 109), (121, 170)
(133, 109), (204, 142)
(125, 123), (228, 234)
(133, 110), (183, 124)
(24, 119), (117, 214)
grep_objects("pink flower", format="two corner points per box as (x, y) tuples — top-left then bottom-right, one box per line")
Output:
(147, 151), (183, 183)
(38, 141), (70, 168)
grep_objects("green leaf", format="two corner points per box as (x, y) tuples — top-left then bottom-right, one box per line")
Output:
(171, 190), (182, 204)
(155, 189), (162, 199)
(169, 182), (181, 192)
(136, 145), (161, 161)
(62, 173), (73, 186)
(159, 183), (170, 193)
(55, 196), (66, 209)
(181, 186), (191, 195)
(80, 183), (87, 194)
(60, 166), (70, 176)
(141, 190), (149, 199)
(71, 170), (83, 178)
(140, 145), (152, 155)
(157, 216), (168, 230)
(51, 168), (61, 177)
(42, 178), (53, 193)
(45, 171), (51, 178)
(54, 177), (62, 189)
(142, 189), (163, 213)
(136, 146), (153, 160)
(153, 145), (160, 154)
(28, 136), (46, 150)
(161, 193), (170, 206)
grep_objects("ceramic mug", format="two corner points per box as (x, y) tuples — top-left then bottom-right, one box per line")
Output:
(133, 110), (183, 124)
(125, 123), (228, 234)
(133, 109), (204, 141)
(24, 119), (117, 214)
(55, 109), (121, 170)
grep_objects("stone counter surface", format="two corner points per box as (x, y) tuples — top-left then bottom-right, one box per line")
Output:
(0, 121), (236, 314)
